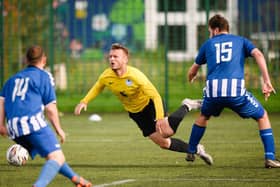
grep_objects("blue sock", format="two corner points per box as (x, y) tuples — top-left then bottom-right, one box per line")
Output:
(59, 162), (78, 179)
(33, 160), (61, 187)
(260, 128), (275, 160)
(187, 124), (206, 153)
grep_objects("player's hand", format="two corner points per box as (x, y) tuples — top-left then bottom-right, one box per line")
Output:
(262, 82), (276, 101)
(56, 128), (66, 144)
(189, 75), (197, 83)
(156, 118), (174, 138)
(0, 125), (7, 136)
(74, 102), (87, 115)
(187, 64), (200, 83)
(188, 71), (196, 83)
(155, 119), (164, 134)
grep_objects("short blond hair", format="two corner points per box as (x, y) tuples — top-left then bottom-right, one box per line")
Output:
(110, 43), (129, 56)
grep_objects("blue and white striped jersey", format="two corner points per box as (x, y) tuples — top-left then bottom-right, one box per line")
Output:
(195, 34), (255, 97)
(0, 66), (56, 139)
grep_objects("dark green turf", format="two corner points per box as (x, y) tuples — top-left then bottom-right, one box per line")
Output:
(1, 112), (280, 187)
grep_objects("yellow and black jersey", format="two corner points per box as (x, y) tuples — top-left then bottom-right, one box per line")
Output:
(80, 66), (164, 120)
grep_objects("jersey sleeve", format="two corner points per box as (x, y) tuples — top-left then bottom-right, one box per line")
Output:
(195, 42), (207, 65)
(135, 70), (164, 120)
(243, 37), (256, 57)
(41, 71), (57, 105)
(80, 74), (105, 104)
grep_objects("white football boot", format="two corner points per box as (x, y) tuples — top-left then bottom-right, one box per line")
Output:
(196, 144), (213, 165)
(181, 98), (202, 111)
(265, 159), (280, 168)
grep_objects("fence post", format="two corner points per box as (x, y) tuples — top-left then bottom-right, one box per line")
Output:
(163, 0), (169, 110)
(49, 0), (54, 74)
(205, 0), (209, 34)
(0, 0), (3, 87)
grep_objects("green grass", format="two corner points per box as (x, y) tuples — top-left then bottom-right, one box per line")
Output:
(1, 112), (280, 187)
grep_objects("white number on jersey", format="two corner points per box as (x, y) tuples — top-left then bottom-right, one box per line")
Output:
(214, 42), (233, 63)
(12, 78), (30, 102)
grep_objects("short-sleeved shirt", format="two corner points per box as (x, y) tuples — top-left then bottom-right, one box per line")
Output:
(0, 66), (56, 139)
(195, 34), (264, 119)
(195, 34), (255, 98)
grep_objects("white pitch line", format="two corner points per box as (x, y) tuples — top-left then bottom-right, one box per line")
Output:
(67, 139), (259, 144)
(93, 178), (279, 186)
(145, 178), (280, 182)
(94, 179), (136, 187)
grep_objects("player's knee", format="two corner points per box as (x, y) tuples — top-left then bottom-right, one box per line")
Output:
(47, 150), (65, 165)
(157, 125), (175, 138)
(160, 130), (174, 138)
(157, 141), (170, 149)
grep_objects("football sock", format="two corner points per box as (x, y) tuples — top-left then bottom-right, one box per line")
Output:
(168, 138), (189, 153)
(187, 124), (206, 154)
(168, 105), (188, 133)
(260, 128), (275, 160)
(59, 162), (78, 179)
(33, 159), (61, 187)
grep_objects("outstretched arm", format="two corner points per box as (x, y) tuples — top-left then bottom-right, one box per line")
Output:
(251, 48), (276, 100)
(74, 78), (105, 115)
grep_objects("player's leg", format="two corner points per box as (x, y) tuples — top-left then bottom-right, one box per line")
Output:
(186, 97), (219, 163)
(166, 98), (202, 136)
(129, 104), (213, 165)
(30, 126), (92, 186)
(149, 132), (213, 165)
(34, 151), (94, 187)
(31, 127), (65, 187)
(257, 111), (280, 168)
(33, 150), (64, 187)
(129, 105), (190, 152)
(59, 162), (92, 187)
(156, 117), (174, 138)
(186, 114), (208, 160)
(149, 132), (187, 151)
(168, 98), (202, 133)
(129, 102), (190, 152)
(233, 92), (280, 168)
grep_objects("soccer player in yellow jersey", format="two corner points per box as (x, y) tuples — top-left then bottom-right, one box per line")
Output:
(74, 43), (213, 165)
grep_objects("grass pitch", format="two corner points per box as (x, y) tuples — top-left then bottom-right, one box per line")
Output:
(1, 112), (280, 187)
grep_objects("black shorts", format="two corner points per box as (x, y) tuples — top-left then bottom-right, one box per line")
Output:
(128, 100), (167, 137)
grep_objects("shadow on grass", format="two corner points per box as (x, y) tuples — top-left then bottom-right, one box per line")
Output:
(1, 163), (208, 169)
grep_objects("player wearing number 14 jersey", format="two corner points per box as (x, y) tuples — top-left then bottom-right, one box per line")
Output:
(1, 63), (56, 138)
(0, 45), (92, 186)
(185, 14), (280, 168)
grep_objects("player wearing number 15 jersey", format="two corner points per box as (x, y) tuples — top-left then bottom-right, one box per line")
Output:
(185, 14), (280, 168)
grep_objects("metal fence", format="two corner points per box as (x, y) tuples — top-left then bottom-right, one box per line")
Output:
(1, 0), (279, 109)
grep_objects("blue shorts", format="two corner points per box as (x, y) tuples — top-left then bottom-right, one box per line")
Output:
(201, 91), (265, 120)
(14, 126), (61, 159)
